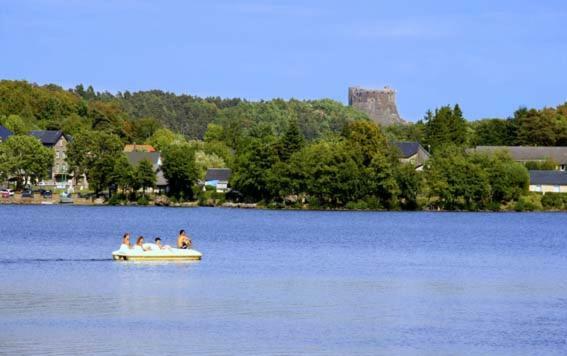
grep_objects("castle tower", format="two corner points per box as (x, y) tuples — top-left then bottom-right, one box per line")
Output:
(348, 86), (405, 126)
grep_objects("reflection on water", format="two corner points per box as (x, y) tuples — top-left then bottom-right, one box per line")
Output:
(1, 206), (567, 355)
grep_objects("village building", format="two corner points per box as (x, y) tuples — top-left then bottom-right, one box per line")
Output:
(204, 168), (231, 192)
(472, 146), (567, 171)
(529, 170), (567, 193)
(0, 125), (13, 143)
(29, 130), (74, 189)
(125, 151), (168, 192)
(393, 142), (430, 170)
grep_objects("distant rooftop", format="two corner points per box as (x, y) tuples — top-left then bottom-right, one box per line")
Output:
(529, 170), (567, 185)
(205, 168), (231, 182)
(124, 144), (156, 153)
(29, 130), (69, 146)
(473, 146), (567, 164)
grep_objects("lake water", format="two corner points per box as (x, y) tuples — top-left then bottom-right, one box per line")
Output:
(0, 206), (566, 355)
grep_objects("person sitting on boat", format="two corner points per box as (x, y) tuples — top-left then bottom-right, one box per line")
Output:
(120, 233), (132, 250)
(154, 237), (172, 250)
(134, 236), (151, 251)
(177, 229), (192, 249)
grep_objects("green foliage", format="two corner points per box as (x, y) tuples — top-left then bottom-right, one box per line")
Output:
(0, 114), (32, 135)
(540, 193), (566, 210)
(137, 195), (150, 206)
(161, 143), (199, 200)
(110, 154), (135, 192)
(425, 146), (491, 210)
(514, 194), (543, 212)
(396, 163), (422, 210)
(470, 119), (515, 146)
(136, 159), (157, 192)
(108, 193), (127, 206)
(524, 159), (557, 170)
(0, 135), (53, 187)
(203, 123), (224, 142)
(470, 151), (529, 202)
(194, 150), (226, 179)
(424, 105), (467, 152)
(278, 119), (304, 161)
(67, 131), (123, 194)
(384, 122), (425, 143)
(146, 128), (186, 150)
(291, 140), (361, 207)
(232, 136), (279, 201)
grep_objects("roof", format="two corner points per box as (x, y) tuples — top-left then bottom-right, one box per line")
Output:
(529, 170), (567, 185)
(205, 168), (231, 181)
(473, 146), (567, 164)
(0, 125), (13, 141)
(29, 130), (65, 146)
(123, 144), (156, 153)
(393, 142), (426, 158)
(125, 151), (161, 167)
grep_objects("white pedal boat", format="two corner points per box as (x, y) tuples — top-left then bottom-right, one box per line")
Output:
(112, 245), (202, 261)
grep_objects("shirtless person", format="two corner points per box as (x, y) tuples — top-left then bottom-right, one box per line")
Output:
(177, 229), (192, 249)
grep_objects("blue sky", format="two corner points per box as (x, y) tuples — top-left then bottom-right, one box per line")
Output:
(1, 0), (566, 121)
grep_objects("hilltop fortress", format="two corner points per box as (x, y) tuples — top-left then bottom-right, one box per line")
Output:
(348, 86), (406, 126)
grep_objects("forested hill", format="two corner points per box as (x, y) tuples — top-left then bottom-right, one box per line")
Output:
(0, 80), (369, 141)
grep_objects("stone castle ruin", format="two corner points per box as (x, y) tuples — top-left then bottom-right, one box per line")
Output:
(348, 86), (405, 126)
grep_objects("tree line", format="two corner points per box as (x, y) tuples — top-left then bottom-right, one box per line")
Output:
(1, 79), (565, 210)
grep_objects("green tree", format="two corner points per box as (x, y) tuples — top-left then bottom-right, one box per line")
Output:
(291, 140), (361, 207)
(161, 143), (198, 199)
(425, 146), (491, 210)
(470, 118), (515, 146)
(109, 154), (135, 193)
(1, 114), (30, 135)
(203, 123), (224, 142)
(66, 131), (123, 194)
(232, 137), (279, 201)
(278, 119), (304, 161)
(136, 159), (157, 193)
(343, 120), (391, 165)
(424, 105), (467, 151)
(146, 128), (186, 151)
(396, 163), (422, 210)
(0, 135), (53, 188)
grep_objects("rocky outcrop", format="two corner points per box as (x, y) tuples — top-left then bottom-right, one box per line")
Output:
(348, 86), (406, 126)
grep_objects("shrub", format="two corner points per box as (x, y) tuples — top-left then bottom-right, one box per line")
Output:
(346, 200), (368, 210)
(137, 195), (150, 206)
(541, 193), (565, 209)
(108, 193), (126, 206)
(514, 194), (542, 212)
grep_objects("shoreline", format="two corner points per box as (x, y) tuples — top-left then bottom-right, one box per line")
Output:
(1, 197), (566, 212)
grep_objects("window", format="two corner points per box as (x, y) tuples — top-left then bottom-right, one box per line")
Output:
(554, 185), (561, 193)
(561, 165), (566, 171)
(534, 185), (542, 192)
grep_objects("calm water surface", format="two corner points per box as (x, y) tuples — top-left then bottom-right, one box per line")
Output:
(0, 206), (566, 355)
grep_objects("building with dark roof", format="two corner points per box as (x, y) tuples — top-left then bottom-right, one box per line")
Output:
(393, 142), (430, 170)
(204, 168), (231, 192)
(29, 130), (72, 188)
(529, 170), (567, 193)
(472, 146), (567, 171)
(0, 125), (13, 143)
